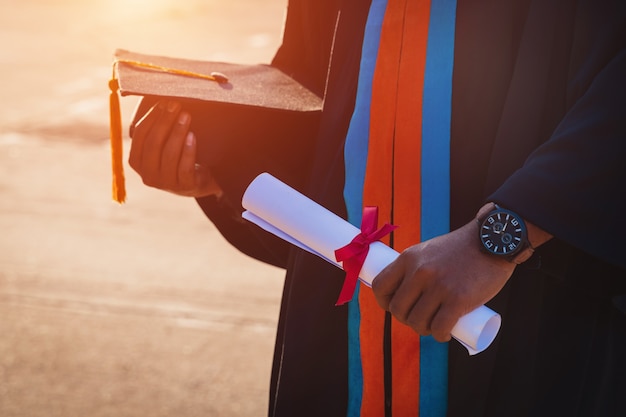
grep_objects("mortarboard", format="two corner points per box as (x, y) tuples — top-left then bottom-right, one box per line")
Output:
(109, 49), (323, 203)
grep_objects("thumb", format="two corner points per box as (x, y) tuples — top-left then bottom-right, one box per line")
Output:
(194, 164), (223, 197)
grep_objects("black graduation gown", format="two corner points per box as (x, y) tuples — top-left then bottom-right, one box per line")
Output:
(146, 0), (626, 415)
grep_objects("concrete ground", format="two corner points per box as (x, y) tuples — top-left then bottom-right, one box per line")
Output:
(0, 0), (288, 415)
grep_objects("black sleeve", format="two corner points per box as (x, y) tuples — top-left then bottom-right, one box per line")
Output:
(196, 0), (341, 267)
(130, 0), (341, 268)
(489, 1), (626, 269)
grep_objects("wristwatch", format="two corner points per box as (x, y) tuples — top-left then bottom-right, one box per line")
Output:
(477, 204), (534, 264)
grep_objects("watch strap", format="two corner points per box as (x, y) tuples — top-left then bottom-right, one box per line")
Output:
(509, 243), (535, 265)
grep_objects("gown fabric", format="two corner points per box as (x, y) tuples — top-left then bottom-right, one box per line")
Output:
(184, 0), (626, 415)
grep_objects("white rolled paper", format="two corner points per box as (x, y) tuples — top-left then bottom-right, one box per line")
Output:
(242, 172), (501, 355)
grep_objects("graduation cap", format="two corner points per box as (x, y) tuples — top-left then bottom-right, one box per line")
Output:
(109, 49), (323, 203)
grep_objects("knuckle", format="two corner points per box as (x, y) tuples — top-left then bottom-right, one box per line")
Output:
(397, 248), (412, 265)
(142, 174), (162, 189)
(371, 275), (384, 292)
(141, 176), (155, 187)
(406, 314), (427, 334)
(431, 315), (454, 341)
(431, 328), (451, 343)
(388, 300), (408, 323)
(431, 309), (459, 342)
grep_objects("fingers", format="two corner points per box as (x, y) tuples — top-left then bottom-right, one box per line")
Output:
(374, 256), (437, 337)
(126, 99), (222, 198)
(372, 224), (516, 343)
(128, 101), (163, 171)
(372, 249), (455, 341)
(128, 100), (192, 189)
(160, 110), (192, 189)
(403, 291), (456, 341)
(173, 131), (221, 196)
(178, 132), (197, 191)
(372, 256), (406, 310)
(140, 101), (183, 185)
(429, 305), (461, 342)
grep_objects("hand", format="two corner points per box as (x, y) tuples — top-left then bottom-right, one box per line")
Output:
(129, 100), (222, 198)
(371, 221), (516, 342)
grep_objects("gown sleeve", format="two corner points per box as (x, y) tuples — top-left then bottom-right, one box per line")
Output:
(489, 0), (626, 269)
(126, 0), (341, 268)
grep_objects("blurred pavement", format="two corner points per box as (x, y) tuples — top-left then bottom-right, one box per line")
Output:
(0, 0), (287, 415)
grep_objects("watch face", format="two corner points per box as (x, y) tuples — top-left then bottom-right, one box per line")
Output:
(479, 209), (527, 256)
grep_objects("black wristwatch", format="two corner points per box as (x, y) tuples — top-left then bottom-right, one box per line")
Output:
(477, 204), (534, 264)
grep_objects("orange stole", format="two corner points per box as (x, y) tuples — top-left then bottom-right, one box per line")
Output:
(359, 0), (431, 415)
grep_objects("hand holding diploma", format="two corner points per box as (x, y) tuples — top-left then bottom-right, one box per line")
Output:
(242, 173), (503, 355)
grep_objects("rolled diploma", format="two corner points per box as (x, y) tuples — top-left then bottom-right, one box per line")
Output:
(242, 173), (501, 355)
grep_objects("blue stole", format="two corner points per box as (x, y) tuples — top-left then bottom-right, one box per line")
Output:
(343, 0), (457, 415)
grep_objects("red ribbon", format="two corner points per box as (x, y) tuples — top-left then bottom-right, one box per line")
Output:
(334, 206), (398, 305)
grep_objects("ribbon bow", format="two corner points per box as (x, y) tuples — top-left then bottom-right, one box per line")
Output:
(334, 206), (398, 305)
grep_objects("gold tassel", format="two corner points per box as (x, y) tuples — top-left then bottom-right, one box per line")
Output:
(109, 65), (126, 203)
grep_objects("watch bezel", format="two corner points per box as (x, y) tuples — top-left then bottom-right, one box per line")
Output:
(477, 205), (529, 260)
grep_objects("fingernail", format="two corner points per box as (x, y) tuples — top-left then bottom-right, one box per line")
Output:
(167, 101), (180, 112)
(178, 112), (190, 125)
(185, 132), (195, 147)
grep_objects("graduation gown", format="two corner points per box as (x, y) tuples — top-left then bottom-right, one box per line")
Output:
(145, 0), (626, 415)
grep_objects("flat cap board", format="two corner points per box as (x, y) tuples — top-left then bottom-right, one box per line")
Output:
(114, 49), (323, 112)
